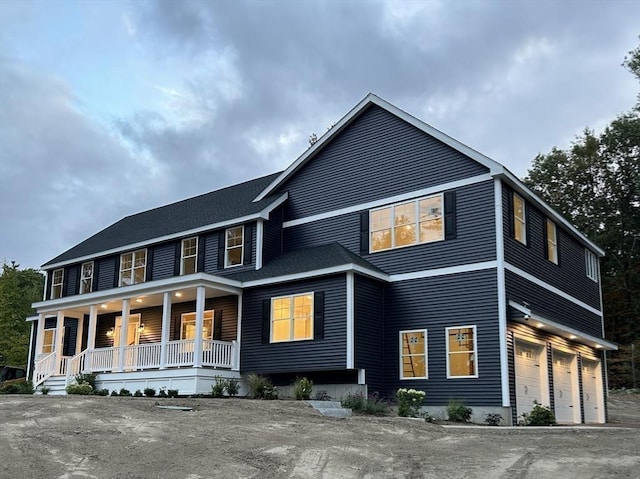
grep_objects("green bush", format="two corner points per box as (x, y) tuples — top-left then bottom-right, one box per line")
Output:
(40, 386), (50, 395)
(118, 388), (132, 397)
(293, 377), (313, 400)
(95, 389), (109, 396)
(226, 378), (240, 397)
(396, 388), (425, 417)
(143, 387), (156, 397)
(74, 374), (97, 390)
(245, 373), (277, 399)
(110, 390), (118, 396)
(211, 377), (228, 398)
(133, 390), (143, 397)
(342, 392), (390, 416)
(66, 382), (93, 395)
(447, 399), (472, 422)
(485, 413), (503, 426)
(521, 401), (556, 426)
(158, 388), (168, 398)
(0, 381), (34, 395)
(167, 389), (179, 398)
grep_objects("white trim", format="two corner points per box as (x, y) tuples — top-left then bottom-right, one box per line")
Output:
(283, 174), (492, 228)
(159, 292), (171, 370)
(269, 292), (315, 343)
(236, 293), (242, 371)
(513, 192), (527, 245)
(445, 325), (478, 379)
(399, 329), (428, 380)
(51, 268), (64, 299)
(346, 272), (354, 369)
(389, 261), (497, 282)
(42, 273), (48, 301)
(180, 309), (214, 341)
(513, 335), (551, 412)
(241, 264), (389, 288)
(79, 261), (94, 294)
(585, 249), (598, 282)
(224, 225), (245, 268)
(494, 179), (510, 407)
(26, 321), (34, 380)
(118, 248), (147, 287)
(358, 369), (366, 385)
(256, 219), (264, 270)
(505, 262), (602, 316)
(546, 219), (558, 265)
(193, 287), (205, 368)
(180, 237), (198, 275)
(87, 305), (97, 351)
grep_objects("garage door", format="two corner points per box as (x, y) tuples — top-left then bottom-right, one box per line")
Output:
(515, 341), (545, 418)
(582, 359), (603, 423)
(553, 350), (579, 423)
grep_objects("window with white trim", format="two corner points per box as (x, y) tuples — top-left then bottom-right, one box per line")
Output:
(80, 261), (93, 294)
(585, 249), (598, 282)
(180, 311), (214, 340)
(51, 269), (64, 299)
(225, 226), (244, 267)
(181, 237), (198, 275)
(119, 249), (147, 286)
(513, 193), (526, 245)
(42, 328), (55, 354)
(446, 325), (478, 378)
(271, 293), (314, 342)
(546, 219), (558, 264)
(370, 194), (443, 252)
(400, 330), (427, 379)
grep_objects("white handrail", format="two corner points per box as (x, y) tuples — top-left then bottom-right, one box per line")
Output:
(65, 350), (89, 386)
(202, 340), (234, 368)
(33, 351), (56, 387)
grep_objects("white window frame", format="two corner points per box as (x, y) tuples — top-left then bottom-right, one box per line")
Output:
(180, 237), (198, 275)
(51, 269), (64, 299)
(225, 226), (244, 268)
(445, 325), (478, 379)
(513, 192), (526, 245)
(546, 219), (558, 264)
(42, 328), (56, 354)
(79, 261), (94, 294)
(369, 193), (444, 253)
(180, 310), (214, 341)
(399, 329), (428, 380)
(270, 292), (314, 343)
(119, 249), (147, 287)
(585, 249), (598, 282)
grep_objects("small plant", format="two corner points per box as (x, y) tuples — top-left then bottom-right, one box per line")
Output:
(315, 390), (331, 401)
(396, 388), (426, 417)
(447, 399), (472, 422)
(211, 377), (228, 398)
(110, 390), (118, 397)
(342, 392), (390, 416)
(74, 373), (97, 390)
(95, 389), (109, 396)
(158, 387), (168, 398)
(66, 382), (93, 395)
(421, 412), (437, 423)
(118, 388), (132, 397)
(226, 378), (240, 397)
(143, 387), (156, 397)
(167, 389), (179, 398)
(293, 377), (313, 400)
(40, 386), (50, 395)
(245, 373), (277, 399)
(133, 390), (143, 397)
(262, 383), (278, 400)
(521, 401), (556, 426)
(485, 413), (503, 426)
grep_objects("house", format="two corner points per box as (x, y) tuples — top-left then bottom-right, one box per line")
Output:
(28, 93), (616, 424)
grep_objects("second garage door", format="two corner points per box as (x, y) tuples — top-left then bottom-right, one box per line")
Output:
(552, 350), (579, 423)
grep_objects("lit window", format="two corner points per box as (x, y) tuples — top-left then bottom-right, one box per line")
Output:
(80, 262), (93, 294)
(585, 250), (598, 282)
(271, 293), (313, 342)
(119, 249), (147, 286)
(42, 328), (55, 353)
(181, 237), (198, 275)
(546, 219), (558, 264)
(51, 269), (64, 299)
(513, 193), (526, 244)
(446, 326), (478, 378)
(225, 226), (244, 267)
(180, 311), (214, 340)
(400, 330), (427, 379)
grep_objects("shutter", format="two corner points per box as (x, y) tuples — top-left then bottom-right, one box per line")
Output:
(261, 299), (271, 344)
(360, 211), (369, 255)
(214, 310), (223, 340)
(174, 242), (181, 276)
(525, 202), (531, 248)
(314, 291), (325, 340)
(218, 232), (226, 269)
(46, 270), (53, 300)
(444, 191), (457, 240)
(542, 218), (549, 260)
(146, 247), (154, 281)
(113, 255), (121, 288)
(92, 261), (100, 292)
(197, 236), (206, 272)
(507, 189), (515, 238)
(62, 267), (70, 297)
(243, 224), (252, 265)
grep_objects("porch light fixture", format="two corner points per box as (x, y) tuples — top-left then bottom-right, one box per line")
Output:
(569, 334), (577, 340)
(106, 327), (115, 338)
(536, 323), (544, 329)
(101, 304), (107, 309)
(137, 323), (145, 333)
(175, 292), (183, 298)
(135, 298), (143, 303)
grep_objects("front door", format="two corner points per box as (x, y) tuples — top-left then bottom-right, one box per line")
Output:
(113, 314), (141, 370)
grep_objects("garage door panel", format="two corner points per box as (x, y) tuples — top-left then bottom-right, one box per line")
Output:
(582, 359), (602, 423)
(515, 341), (545, 418)
(553, 351), (578, 423)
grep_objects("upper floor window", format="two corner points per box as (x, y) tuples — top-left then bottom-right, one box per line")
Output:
(400, 330), (428, 379)
(585, 250), (598, 282)
(446, 325), (478, 378)
(80, 261), (93, 294)
(225, 226), (244, 267)
(546, 219), (558, 264)
(181, 237), (198, 275)
(370, 194), (443, 252)
(513, 193), (526, 245)
(271, 292), (313, 343)
(51, 269), (64, 299)
(119, 249), (147, 286)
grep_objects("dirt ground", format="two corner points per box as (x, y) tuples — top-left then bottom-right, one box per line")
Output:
(1, 392), (639, 479)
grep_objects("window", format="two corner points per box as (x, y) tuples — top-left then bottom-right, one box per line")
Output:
(181, 237), (198, 275)
(400, 330), (427, 379)
(225, 226), (244, 267)
(446, 326), (478, 378)
(271, 293), (313, 342)
(585, 249), (598, 282)
(80, 262), (93, 294)
(51, 269), (64, 299)
(42, 328), (55, 353)
(513, 193), (526, 244)
(180, 311), (214, 340)
(546, 219), (558, 264)
(370, 194), (443, 252)
(119, 249), (147, 286)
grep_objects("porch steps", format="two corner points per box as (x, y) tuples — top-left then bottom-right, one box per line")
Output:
(39, 377), (67, 395)
(307, 400), (352, 418)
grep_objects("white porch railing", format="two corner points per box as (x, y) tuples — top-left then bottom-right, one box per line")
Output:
(166, 339), (195, 367)
(202, 339), (236, 368)
(65, 349), (89, 385)
(34, 351), (57, 387)
(123, 342), (162, 370)
(90, 347), (116, 372)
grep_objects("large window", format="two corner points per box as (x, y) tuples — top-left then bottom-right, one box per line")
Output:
(180, 311), (214, 340)
(271, 293), (314, 342)
(181, 237), (198, 275)
(370, 194), (443, 252)
(42, 328), (55, 353)
(51, 269), (64, 299)
(80, 261), (93, 294)
(546, 219), (558, 264)
(400, 330), (427, 379)
(446, 326), (478, 378)
(513, 193), (526, 245)
(585, 249), (598, 282)
(225, 226), (244, 267)
(119, 249), (147, 286)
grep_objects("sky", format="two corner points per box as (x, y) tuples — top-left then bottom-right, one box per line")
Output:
(0, 0), (638, 270)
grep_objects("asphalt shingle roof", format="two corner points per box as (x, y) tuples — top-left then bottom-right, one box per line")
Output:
(44, 172), (283, 266)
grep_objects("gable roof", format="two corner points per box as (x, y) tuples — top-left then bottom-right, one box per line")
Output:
(43, 173), (286, 268)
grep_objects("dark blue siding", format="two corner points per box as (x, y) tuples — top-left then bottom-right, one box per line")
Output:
(64, 265), (80, 297)
(277, 104), (489, 221)
(506, 270), (603, 338)
(96, 256), (117, 291)
(263, 205), (284, 265)
(152, 242), (176, 280)
(202, 223), (256, 276)
(354, 275), (385, 393)
(241, 275), (347, 373)
(383, 269), (502, 406)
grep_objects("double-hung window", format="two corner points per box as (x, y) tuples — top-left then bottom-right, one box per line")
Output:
(513, 193), (526, 245)
(585, 250), (598, 282)
(80, 262), (93, 294)
(42, 328), (55, 354)
(546, 219), (558, 264)
(180, 311), (214, 341)
(271, 293), (314, 342)
(225, 226), (244, 267)
(400, 330), (428, 379)
(446, 326), (478, 378)
(119, 249), (147, 286)
(51, 269), (64, 299)
(181, 237), (198, 275)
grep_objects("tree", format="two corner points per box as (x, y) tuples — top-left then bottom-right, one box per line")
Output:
(0, 262), (44, 366)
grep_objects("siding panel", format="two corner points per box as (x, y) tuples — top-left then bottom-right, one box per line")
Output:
(354, 275), (385, 393)
(152, 243), (176, 280)
(96, 256), (117, 291)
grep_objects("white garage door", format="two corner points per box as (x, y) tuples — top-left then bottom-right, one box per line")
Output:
(515, 341), (545, 418)
(582, 359), (603, 423)
(553, 350), (579, 423)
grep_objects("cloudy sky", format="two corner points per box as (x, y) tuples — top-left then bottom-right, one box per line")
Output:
(0, 0), (638, 270)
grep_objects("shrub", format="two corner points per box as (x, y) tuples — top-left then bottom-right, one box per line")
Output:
(293, 377), (313, 400)
(342, 392), (390, 416)
(447, 399), (472, 422)
(133, 390), (143, 397)
(66, 382), (93, 395)
(158, 388), (168, 398)
(0, 381), (34, 395)
(143, 387), (156, 397)
(95, 389), (109, 396)
(245, 373), (277, 399)
(41, 386), (50, 395)
(485, 413), (503, 426)
(110, 390), (118, 397)
(521, 401), (556, 426)
(396, 388), (426, 417)
(118, 388), (132, 397)
(315, 390), (331, 401)
(74, 374), (97, 390)
(226, 378), (240, 397)
(211, 377), (228, 398)
(167, 389), (179, 398)
(341, 392), (365, 410)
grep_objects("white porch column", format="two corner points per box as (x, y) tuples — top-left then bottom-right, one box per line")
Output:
(86, 305), (98, 371)
(35, 313), (46, 357)
(55, 310), (65, 374)
(117, 299), (130, 372)
(193, 286), (205, 368)
(75, 314), (85, 356)
(159, 292), (171, 369)
(234, 293), (242, 371)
